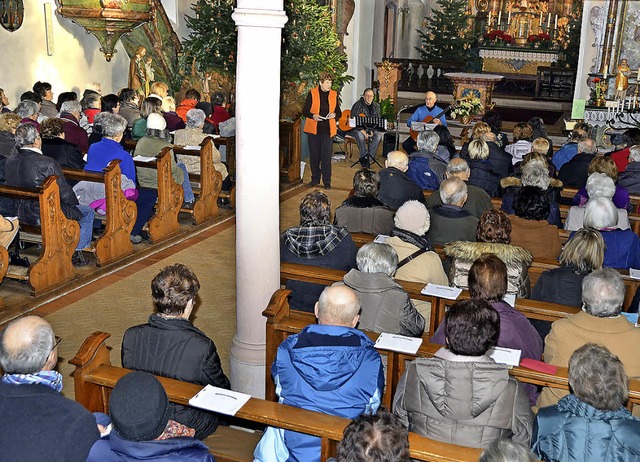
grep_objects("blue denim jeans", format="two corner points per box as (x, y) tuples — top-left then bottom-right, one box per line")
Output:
(75, 205), (95, 250)
(177, 162), (195, 203)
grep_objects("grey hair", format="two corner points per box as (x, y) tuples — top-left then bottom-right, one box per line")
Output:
(468, 140), (489, 160)
(60, 100), (82, 115)
(14, 123), (39, 148)
(446, 158), (470, 175)
(479, 439), (536, 462)
(0, 321), (54, 374)
(629, 145), (640, 163)
(581, 267), (625, 317)
(356, 243), (398, 277)
(521, 163), (551, 189)
(439, 177), (467, 205)
(586, 172), (615, 199)
(416, 130), (439, 153)
(15, 100), (38, 119)
(84, 92), (101, 109)
(101, 113), (128, 138)
(569, 343), (628, 411)
(186, 108), (206, 129)
(583, 197), (618, 229)
(578, 138), (598, 155)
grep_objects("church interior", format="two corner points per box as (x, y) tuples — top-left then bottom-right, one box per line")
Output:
(1, 0), (640, 459)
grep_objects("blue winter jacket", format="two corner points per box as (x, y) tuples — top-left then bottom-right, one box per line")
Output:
(88, 430), (215, 461)
(407, 156), (444, 190)
(551, 142), (578, 171)
(532, 394), (640, 462)
(253, 324), (384, 462)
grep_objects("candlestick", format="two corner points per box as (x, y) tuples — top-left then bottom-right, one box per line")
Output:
(554, 14), (558, 30)
(488, 11), (492, 25)
(498, 10), (502, 25)
(508, 10), (511, 25)
(547, 13), (551, 28)
(604, 65), (608, 80)
(539, 11), (543, 26)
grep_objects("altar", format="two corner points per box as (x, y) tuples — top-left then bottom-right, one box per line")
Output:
(479, 47), (560, 75)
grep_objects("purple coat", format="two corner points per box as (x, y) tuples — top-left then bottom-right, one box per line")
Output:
(572, 185), (631, 211)
(430, 300), (543, 404)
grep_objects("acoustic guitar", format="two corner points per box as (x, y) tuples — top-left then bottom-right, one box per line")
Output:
(337, 110), (363, 132)
(409, 101), (459, 141)
(338, 110), (388, 132)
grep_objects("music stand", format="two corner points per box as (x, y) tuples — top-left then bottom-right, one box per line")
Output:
(350, 125), (384, 169)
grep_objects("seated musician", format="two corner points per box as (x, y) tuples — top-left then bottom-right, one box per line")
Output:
(348, 88), (384, 168)
(401, 91), (447, 155)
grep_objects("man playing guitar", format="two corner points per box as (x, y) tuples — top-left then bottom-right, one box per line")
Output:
(348, 88), (384, 168)
(402, 91), (447, 155)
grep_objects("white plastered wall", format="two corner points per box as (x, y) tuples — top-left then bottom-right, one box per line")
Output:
(0, 0), (129, 106)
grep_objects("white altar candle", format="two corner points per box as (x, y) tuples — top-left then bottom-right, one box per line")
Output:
(604, 65), (608, 79)
(547, 13), (551, 28)
(488, 11), (492, 25)
(498, 10), (502, 25)
(554, 14), (558, 29)
(539, 11), (543, 26)
(508, 11), (511, 24)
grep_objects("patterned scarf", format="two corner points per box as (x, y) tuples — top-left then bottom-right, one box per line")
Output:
(282, 224), (349, 259)
(1, 370), (64, 392)
(391, 227), (433, 252)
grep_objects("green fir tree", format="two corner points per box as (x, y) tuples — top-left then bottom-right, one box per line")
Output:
(416, 0), (478, 64)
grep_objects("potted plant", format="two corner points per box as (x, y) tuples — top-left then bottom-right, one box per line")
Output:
(527, 32), (553, 49)
(450, 96), (484, 124)
(481, 30), (514, 46)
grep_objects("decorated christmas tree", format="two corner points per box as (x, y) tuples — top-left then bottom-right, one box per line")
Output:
(182, 0), (237, 77)
(416, 0), (477, 64)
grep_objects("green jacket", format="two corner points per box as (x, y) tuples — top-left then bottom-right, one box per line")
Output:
(134, 136), (184, 189)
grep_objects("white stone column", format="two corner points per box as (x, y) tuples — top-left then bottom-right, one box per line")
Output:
(231, 1), (287, 397)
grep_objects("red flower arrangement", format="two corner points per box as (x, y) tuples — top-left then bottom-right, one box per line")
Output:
(482, 30), (514, 45)
(592, 77), (601, 83)
(527, 32), (552, 43)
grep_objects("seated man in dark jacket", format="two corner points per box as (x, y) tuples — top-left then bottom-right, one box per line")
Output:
(281, 191), (357, 312)
(617, 145), (640, 195)
(558, 138), (598, 188)
(426, 177), (478, 245)
(6, 123), (94, 266)
(377, 150), (426, 210)
(121, 263), (230, 440)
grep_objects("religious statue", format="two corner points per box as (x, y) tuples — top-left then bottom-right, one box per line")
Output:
(144, 56), (155, 96)
(615, 58), (631, 101)
(129, 45), (147, 98)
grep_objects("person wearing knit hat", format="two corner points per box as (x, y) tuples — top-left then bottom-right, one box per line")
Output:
(87, 371), (215, 461)
(133, 111), (196, 217)
(385, 200), (448, 328)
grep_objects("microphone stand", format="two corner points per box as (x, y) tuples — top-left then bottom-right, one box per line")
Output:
(395, 105), (412, 150)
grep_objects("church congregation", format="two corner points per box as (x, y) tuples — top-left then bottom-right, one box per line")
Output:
(5, 0), (640, 459)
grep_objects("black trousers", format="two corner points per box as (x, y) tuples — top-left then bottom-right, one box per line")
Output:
(308, 132), (332, 186)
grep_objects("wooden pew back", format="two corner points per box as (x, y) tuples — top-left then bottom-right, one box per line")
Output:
(263, 288), (640, 412)
(0, 176), (78, 295)
(71, 331), (483, 462)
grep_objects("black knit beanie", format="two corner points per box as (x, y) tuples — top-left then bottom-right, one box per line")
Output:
(109, 371), (171, 442)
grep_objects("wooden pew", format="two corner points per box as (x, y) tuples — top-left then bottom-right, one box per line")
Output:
(71, 331), (483, 462)
(280, 262), (578, 332)
(134, 149), (183, 243)
(0, 176), (79, 295)
(62, 160), (136, 266)
(263, 288), (640, 413)
(172, 138), (223, 225)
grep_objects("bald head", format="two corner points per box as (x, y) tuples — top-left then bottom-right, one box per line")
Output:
(0, 316), (57, 374)
(425, 92), (437, 109)
(439, 177), (467, 206)
(446, 158), (470, 180)
(315, 285), (361, 327)
(385, 151), (409, 172)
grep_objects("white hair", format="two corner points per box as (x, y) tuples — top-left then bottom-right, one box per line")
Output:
(584, 197), (618, 229)
(586, 173), (615, 199)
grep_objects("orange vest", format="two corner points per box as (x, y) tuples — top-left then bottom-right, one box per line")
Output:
(303, 87), (337, 137)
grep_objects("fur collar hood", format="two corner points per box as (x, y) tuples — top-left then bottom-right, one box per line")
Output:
(500, 176), (563, 189)
(444, 241), (532, 266)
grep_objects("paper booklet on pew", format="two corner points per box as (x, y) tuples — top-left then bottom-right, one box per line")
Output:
(183, 145), (201, 150)
(487, 346), (521, 367)
(375, 333), (423, 354)
(189, 385), (251, 416)
(421, 283), (462, 300)
(373, 234), (389, 244)
(132, 155), (156, 162)
(629, 268), (640, 280)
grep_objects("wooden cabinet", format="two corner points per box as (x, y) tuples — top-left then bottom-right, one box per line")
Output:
(279, 118), (302, 185)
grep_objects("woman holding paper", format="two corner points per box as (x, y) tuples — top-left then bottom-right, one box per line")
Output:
(430, 254), (543, 405)
(393, 298), (534, 448)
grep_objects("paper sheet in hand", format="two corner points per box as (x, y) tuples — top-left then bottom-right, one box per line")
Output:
(132, 155), (156, 162)
(375, 333), (422, 354)
(421, 283), (462, 300)
(189, 385), (251, 416)
(488, 346), (521, 367)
